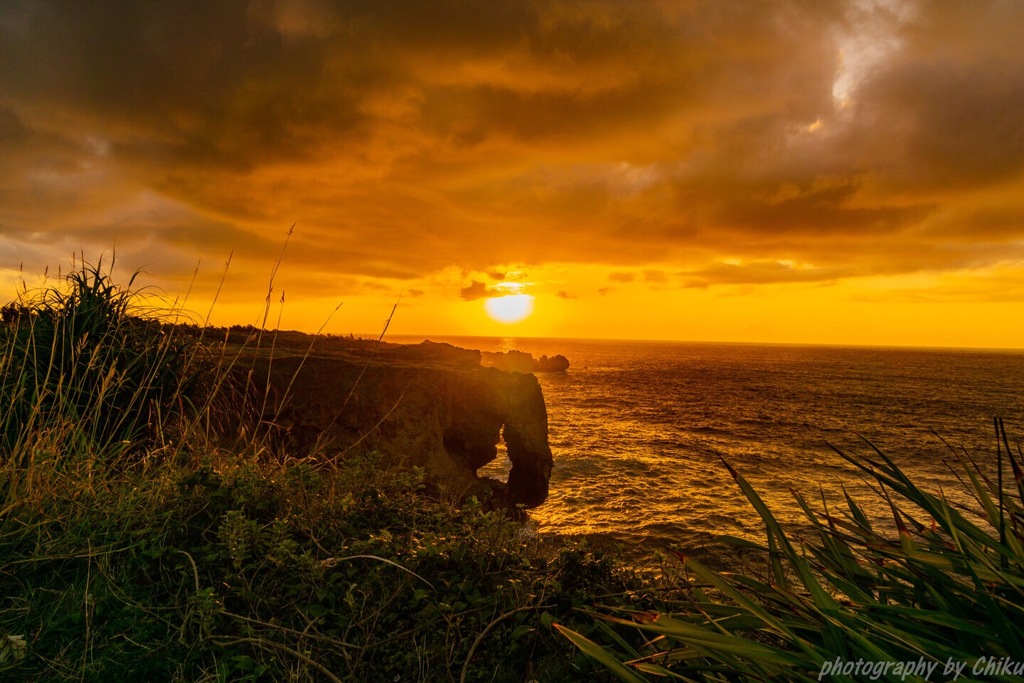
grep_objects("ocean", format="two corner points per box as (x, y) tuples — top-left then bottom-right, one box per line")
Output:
(391, 336), (1024, 556)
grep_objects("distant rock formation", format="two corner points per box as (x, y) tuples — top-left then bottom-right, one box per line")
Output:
(481, 350), (570, 373)
(231, 345), (554, 508)
(535, 354), (570, 372)
(382, 340), (481, 369)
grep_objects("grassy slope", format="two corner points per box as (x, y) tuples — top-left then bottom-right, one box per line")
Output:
(1, 450), (647, 681)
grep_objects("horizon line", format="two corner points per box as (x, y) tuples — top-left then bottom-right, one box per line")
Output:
(370, 331), (1024, 354)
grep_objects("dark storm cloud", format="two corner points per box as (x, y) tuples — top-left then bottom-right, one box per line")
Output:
(710, 183), (936, 244)
(846, 61), (1024, 189)
(679, 260), (845, 288)
(1, 0), (1023, 293)
(0, 105), (30, 145)
(459, 280), (493, 301)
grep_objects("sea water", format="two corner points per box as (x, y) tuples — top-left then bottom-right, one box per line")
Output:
(391, 336), (1024, 553)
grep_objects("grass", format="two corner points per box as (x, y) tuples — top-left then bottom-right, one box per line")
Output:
(1, 446), (644, 680)
(559, 422), (1024, 681)
(0, 257), (645, 681)
(0, 255), (196, 467)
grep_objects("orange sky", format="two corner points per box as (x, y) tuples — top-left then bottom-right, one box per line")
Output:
(2, 1), (1023, 348)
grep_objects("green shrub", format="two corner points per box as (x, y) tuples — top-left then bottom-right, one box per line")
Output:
(0, 449), (642, 681)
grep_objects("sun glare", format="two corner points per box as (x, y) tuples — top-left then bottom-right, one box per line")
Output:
(485, 294), (534, 324)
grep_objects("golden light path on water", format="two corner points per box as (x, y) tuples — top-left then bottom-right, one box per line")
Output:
(403, 335), (1024, 559)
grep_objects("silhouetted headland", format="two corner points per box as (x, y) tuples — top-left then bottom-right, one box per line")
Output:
(201, 329), (570, 509)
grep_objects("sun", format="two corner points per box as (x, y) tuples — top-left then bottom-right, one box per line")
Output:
(485, 294), (534, 324)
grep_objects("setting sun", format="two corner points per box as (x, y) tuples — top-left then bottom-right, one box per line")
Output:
(484, 294), (534, 324)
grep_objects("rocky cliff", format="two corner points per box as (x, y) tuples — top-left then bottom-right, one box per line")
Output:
(231, 341), (554, 508)
(481, 349), (570, 373)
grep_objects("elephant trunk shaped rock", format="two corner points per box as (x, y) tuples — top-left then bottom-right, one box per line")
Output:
(235, 353), (554, 509)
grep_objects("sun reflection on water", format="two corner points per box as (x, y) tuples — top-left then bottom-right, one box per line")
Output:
(392, 335), (1024, 561)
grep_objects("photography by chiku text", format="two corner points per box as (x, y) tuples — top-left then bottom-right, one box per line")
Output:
(817, 656), (1024, 681)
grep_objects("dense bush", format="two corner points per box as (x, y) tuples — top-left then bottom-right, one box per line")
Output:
(0, 449), (646, 681)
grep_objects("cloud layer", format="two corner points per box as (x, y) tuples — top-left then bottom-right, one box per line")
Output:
(1, 0), (1023, 307)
